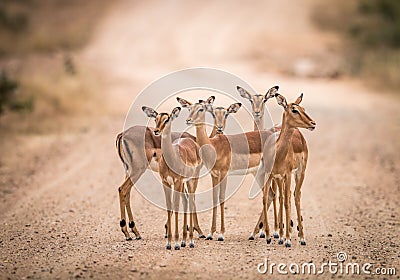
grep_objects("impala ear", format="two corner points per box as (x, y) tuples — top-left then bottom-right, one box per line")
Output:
(275, 94), (288, 110)
(227, 103), (242, 114)
(236, 86), (252, 100)
(142, 106), (158, 118)
(294, 93), (303, 105)
(264, 85), (279, 101)
(206, 96), (215, 105)
(170, 107), (181, 120)
(176, 97), (192, 108)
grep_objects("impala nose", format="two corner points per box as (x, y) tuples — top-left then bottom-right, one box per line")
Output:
(217, 127), (223, 133)
(186, 119), (192, 125)
(154, 129), (160, 136)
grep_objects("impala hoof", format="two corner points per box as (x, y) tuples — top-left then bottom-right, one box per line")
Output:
(248, 235), (255, 240)
(166, 244), (171, 250)
(285, 240), (291, 248)
(259, 232), (266, 238)
(300, 239), (306, 246)
(181, 241), (186, 247)
(217, 234), (224, 241)
(135, 236), (142, 240)
(266, 238), (271, 244)
(174, 243), (180, 250)
(164, 234), (167, 238)
(206, 234), (213, 240)
(189, 241), (195, 248)
(273, 232), (279, 239)
(199, 234), (206, 239)
(278, 238), (284, 245)
(126, 237), (133, 241)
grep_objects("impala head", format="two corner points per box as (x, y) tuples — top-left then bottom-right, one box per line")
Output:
(275, 93), (316, 131)
(236, 85), (279, 119)
(178, 96), (215, 126)
(142, 106), (181, 136)
(208, 103), (242, 133)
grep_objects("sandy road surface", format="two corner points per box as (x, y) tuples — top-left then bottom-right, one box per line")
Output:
(1, 0), (399, 279)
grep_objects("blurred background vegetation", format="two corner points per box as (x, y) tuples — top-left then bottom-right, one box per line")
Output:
(313, 0), (400, 90)
(0, 0), (110, 132)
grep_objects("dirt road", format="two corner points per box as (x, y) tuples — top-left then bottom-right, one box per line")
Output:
(1, 0), (399, 279)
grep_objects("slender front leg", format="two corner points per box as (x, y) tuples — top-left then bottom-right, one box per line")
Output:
(263, 177), (272, 244)
(218, 174), (228, 241)
(181, 187), (188, 247)
(118, 177), (132, 241)
(173, 180), (182, 250)
(207, 174), (219, 240)
(277, 178), (285, 244)
(163, 183), (173, 250)
(284, 174), (292, 247)
(295, 170), (306, 245)
(189, 192), (195, 248)
(271, 180), (279, 239)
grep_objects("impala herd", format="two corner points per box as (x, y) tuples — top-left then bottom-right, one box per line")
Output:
(116, 85), (316, 250)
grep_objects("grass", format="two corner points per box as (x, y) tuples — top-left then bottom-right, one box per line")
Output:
(312, 0), (400, 91)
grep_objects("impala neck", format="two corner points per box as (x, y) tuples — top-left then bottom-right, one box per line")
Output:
(253, 115), (264, 131)
(209, 124), (218, 138)
(276, 113), (294, 161)
(161, 122), (178, 164)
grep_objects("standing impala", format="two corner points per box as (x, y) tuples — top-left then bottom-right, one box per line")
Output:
(237, 86), (308, 242)
(179, 97), (276, 241)
(116, 110), (222, 241)
(142, 106), (202, 250)
(261, 93), (315, 247)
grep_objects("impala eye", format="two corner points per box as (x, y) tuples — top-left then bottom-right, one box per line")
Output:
(198, 108), (204, 112)
(292, 108), (299, 114)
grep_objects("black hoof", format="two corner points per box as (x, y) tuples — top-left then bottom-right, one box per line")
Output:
(126, 237), (133, 241)
(166, 244), (171, 250)
(199, 234), (206, 239)
(285, 242), (291, 248)
(259, 232), (266, 238)
(249, 235), (255, 240)
(266, 238), (271, 244)
(300, 240), (306, 246)
(217, 236), (224, 241)
(206, 236), (213, 240)
(273, 232), (279, 239)
(278, 239), (284, 245)
(164, 234), (167, 238)
(189, 242), (195, 248)
(135, 236), (142, 240)
(174, 244), (180, 250)
(181, 241), (186, 247)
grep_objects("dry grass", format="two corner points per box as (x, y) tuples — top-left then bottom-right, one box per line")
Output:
(312, 0), (400, 91)
(0, 0), (112, 56)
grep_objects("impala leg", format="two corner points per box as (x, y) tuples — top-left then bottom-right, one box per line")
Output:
(189, 192), (195, 248)
(125, 187), (141, 239)
(218, 175), (227, 241)
(295, 170), (306, 245)
(263, 177), (272, 244)
(277, 178), (285, 244)
(181, 188), (188, 248)
(188, 178), (205, 238)
(284, 175), (292, 247)
(173, 181), (182, 250)
(163, 184), (173, 250)
(118, 177), (132, 241)
(207, 175), (219, 240)
(272, 180), (279, 239)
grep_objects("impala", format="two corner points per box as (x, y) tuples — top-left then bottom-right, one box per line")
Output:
(179, 96), (276, 241)
(260, 93), (315, 247)
(142, 106), (202, 250)
(237, 86), (308, 241)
